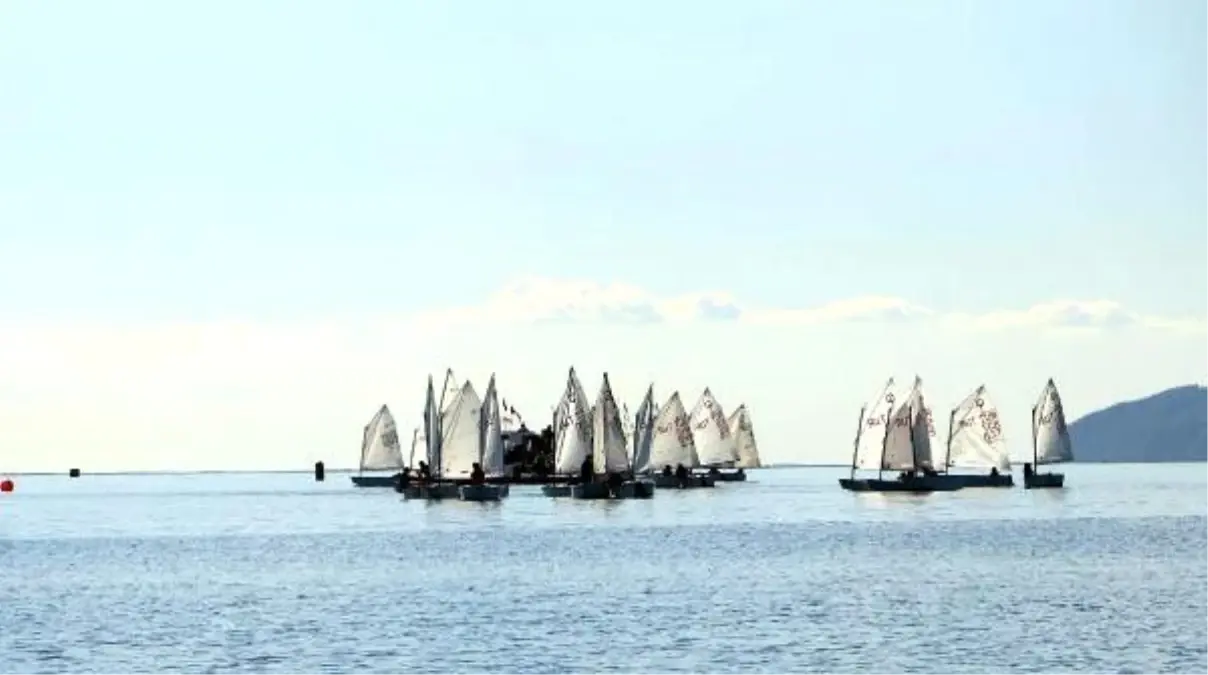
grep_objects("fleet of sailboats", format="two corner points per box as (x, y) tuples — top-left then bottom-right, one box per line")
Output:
(840, 376), (1075, 493)
(350, 366), (1073, 502)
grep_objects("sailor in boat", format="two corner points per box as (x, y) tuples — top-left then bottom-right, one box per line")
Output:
(1023, 463), (1033, 480)
(396, 467), (412, 489)
(417, 461), (432, 484)
(579, 455), (594, 485)
(606, 471), (624, 497)
(989, 467), (1000, 478)
(470, 462), (486, 485)
(661, 465), (673, 478)
(674, 463), (689, 486)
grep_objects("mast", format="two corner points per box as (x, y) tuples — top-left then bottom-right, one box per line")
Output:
(944, 407), (957, 475)
(850, 405), (866, 479)
(909, 400), (920, 472)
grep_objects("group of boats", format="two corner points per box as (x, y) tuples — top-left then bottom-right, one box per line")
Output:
(839, 376), (1075, 493)
(351, 367), (763, 502)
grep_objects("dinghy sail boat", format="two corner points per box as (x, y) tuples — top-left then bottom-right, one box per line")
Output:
(690, 388), (746, 482)
(542, 367), (594, 498)
(350, 404), (405, 487)
(935, 385), (1013, 488)
(459, 374), (510, 502)
(571, 373), (653, 499)
(839, 377), (960, 493)
(400, 376), (461, 500)
(727, 405), (762, 469)
(647, 392), (715, 489)
(631, 385), (656, 477)
(1026, 378), (1073, 489)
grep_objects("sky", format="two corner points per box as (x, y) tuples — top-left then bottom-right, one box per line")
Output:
(0, 0), (1204, 472)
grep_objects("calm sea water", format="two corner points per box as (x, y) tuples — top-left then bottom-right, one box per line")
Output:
(1, 465), (1204, 674)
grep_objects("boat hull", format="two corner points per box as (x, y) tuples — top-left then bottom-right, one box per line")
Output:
(398, 483), (461, 500)
(458, 484), (509, 501)
(707, 470), (747, 483)
(622, 479), (656, 499)
(570, 482), (612, 500)
(934, 473), (1014, 489)
(541, 484), (572, 498)
(651, 474), (715, 489)
(350, 473), (401, 488)
(1024, 472), (1065, 489)
(838, 477), (963, 493)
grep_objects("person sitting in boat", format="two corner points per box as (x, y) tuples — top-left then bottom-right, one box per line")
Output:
(1023, 463), (1033, 479)
(397, 468), (412, 488)
(989, 466), (1000, 477)
(417, 461), (432, 484)
(606, 471), (624, 497)
(661, 465), (673, 477)
(674, 463), (689, 484)
(579, 455), (594, 484)
(470, 462), (485, 485)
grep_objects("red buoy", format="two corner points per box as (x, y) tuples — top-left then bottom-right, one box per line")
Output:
(0, 478), (13, 493)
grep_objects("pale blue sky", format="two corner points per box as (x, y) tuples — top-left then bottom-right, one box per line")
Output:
(0, 1), (1204, 471)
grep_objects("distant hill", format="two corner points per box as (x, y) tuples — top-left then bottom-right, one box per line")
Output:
(1069, 385), (1207, 463)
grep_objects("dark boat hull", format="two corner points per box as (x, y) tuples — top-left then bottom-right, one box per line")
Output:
(398, 483), (461, 500)
(934, 473), (1014, 489)
(708, 470), (747, 483)
(838, 477), (963, 493)
(568, 479), (657, 500)
(350, 473), (401, 488)
(458, 484), (509, 501)
(651, 474), (715, 489)
(1024, 472), (1065, 489)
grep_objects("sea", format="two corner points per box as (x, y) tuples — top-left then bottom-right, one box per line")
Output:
(1, 464), (1205, 674)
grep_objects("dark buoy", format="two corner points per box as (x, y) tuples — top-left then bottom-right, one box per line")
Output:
(68, 468), (81, 478)
(0, 478), (13, 493)
(314, 461), (325, 482)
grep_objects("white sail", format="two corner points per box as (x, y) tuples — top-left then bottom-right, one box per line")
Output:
(632, 385), (656, 473)
(620, 402), (635, 450)
(553, 367), (593, 474)
(591, 374), (631, 474)
(909, 377), (936, 471)
(439, 368), (461, 414)
(440, 381), (482, 478)
(360, 404), (404, 471)
(1032, 378), (1073, 465)
(480, 375), (506, 477)
(727, 405), (762, 468)
(881, 386), (917, 471)
(423, 376), (442, 475)
(647, 392), (700, 470)
(853, 378), (897, 470)
(689, 388), (738, 466)
(945, 385), (1010, 471)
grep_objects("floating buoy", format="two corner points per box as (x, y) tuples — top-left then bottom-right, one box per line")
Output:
(0, 478), (14, 493)
(314, 461), (326, 482)
(69, 468), (81, 478)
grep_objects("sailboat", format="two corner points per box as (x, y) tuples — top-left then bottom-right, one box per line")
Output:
(690, 388), (746, 482)
(727, 404), (762, 469)
(647, 392), (715, 489)
(631, 385), (656, 476)
(458, 374), (511, 502)
(350, 404), (406, 487)
(839, 377), (961, 492)
(1025, 378), (1073, 489)
(570, 373), (653, 499)
(542, 367), (594, 498)
(934, 385), (1014, 488)
(400, 376), (462, 500)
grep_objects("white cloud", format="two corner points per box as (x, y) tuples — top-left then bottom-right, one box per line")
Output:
(0, 277), (1203, 473)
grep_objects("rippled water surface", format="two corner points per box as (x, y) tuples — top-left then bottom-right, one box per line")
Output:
(1, 465), (1205, 674)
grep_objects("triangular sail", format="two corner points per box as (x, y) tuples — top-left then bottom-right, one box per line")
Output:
(359, 404), (404, 471)
(480, 375), (506, 477)
(945, 385), (1010, 471)
(727, 405), (762, 468)
(631, 385), (656, 473)
(854, 378), (897, 470)
(1032, 378), (1073, 465)
(553, 367), (593, 474)
(647, 392), (700, 470)
(690, 388), (738, 466)
(423, 376), (443, 476)
(881, 381), (919, 471)
(441, 381), (483, 477)
(591, 374), (631, 474)
(620, 403), (635, 450)
(439, 368), (461, 414)
(909, 376), (935, 471)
